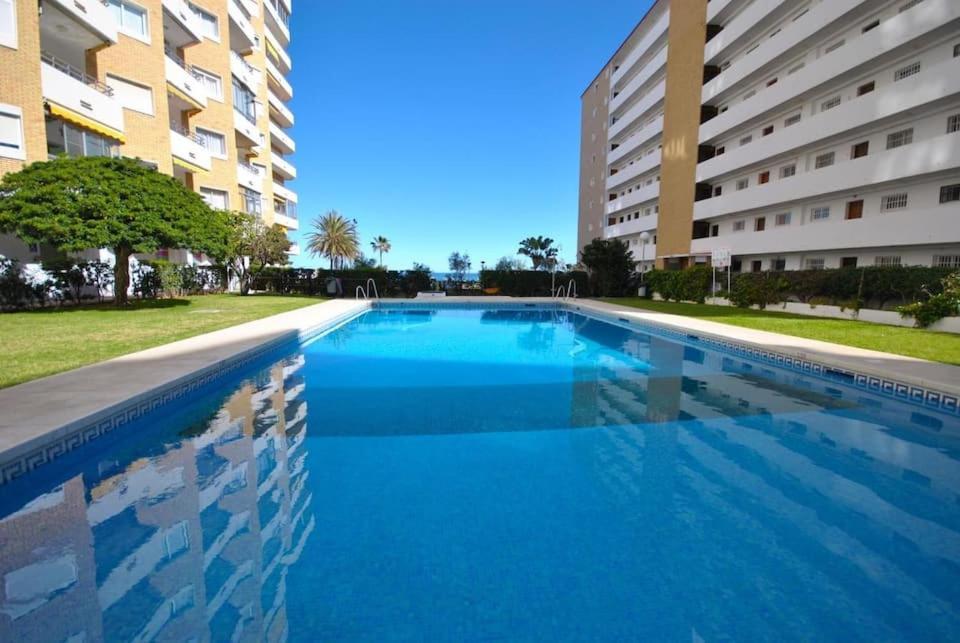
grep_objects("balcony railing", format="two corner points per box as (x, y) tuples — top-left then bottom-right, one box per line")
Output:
(169, 124), (204, 145)
(40, 51), (113, 96)
(274, 199), (297, 219)
(165, 46), (204, 82)
(231, 51), (258, 79)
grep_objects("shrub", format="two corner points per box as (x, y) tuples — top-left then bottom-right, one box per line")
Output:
(897, 272), (960, 328)
(580, 239), (635, 297)
(645, 266), (713, 303)
(480, 270), (589, 297)
(0, 258), (35, 309)
(728, 272), (789, 309)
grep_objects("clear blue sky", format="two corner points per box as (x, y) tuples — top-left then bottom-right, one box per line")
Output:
(286, 0), (652, 271)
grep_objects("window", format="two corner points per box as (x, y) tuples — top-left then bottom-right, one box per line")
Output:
(240, 186), (262, 216)
(755, 217), (766, 231)
(939, 184), (960, 203)
(108, 0), (148, 38)
(189, 2), (220, 40)
(875, 256), (902, 267)
(200, 188), (230, 210)
(46, 119), (118, 158)
(772, 258), (786, 271)
(881, 193), (908, 211)
(784, 113), (801, 127)
(934, 255), (960, 268)
(0, 105), (24, 160)
(766, 77), (778, 87)
(815, 152), (835, 168)
(775, 213), (791, 226)
(733, 220), (746, 232)
(821, 96), (841, 111)
(715, 145), (725, 156)
(713, 185), (723, 197)
(862, 20), (880, 33)
(758, 171), (770, 184)
(106, 74), (153, 115)
(841, 257), (858, 268)
(780, 164), (796, 178)
(193, 67), (222, 101)
(955, 44), (960, 58)
(740, 135), (752, 146)
(851, 141), (869, 159)
(0, 0), (16, 49)
(846, 200), (864, 220)
(232, 77), (256, 122)
(811, 206), (830, 221)
(886, 128), (913, 149)
(196, 127), (226, 157)
(751, 260), (763, 272)
(762, 125), (774, 137)
(805, 258), (825, 270)
(825, 40), (845, 54)
(710, 224), (719, 237)
(736, 178), (749, 191)
(948, 114), (960, 134)
(894, 62), (921, 81)
(857, 81), (875, 96)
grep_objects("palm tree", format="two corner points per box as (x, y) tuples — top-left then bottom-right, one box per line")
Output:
(306, 210), (359, 269)
(370, 235), (392, 267)
(518, 236), (558, 271)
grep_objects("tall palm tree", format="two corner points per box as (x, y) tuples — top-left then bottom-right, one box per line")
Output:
(370, 235), (392, 267)
(306, 210), (359, 269)
(518, 236), (558, 271)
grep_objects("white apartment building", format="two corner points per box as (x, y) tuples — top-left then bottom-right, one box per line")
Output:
(579, 0), (960, 272)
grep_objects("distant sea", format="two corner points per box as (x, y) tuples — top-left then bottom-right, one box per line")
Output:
(432, 272), (480, 282)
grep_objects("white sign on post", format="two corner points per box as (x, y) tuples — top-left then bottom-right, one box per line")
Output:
(711, 249), (732, 269)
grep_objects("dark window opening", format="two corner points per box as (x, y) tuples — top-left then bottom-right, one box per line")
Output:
(851, 141), (869, 159)
(857, 81), (875, 96)
(846, 200), (864, 220)
(841, 257), (859, 268)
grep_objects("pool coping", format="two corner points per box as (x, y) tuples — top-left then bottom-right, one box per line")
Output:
(2, 295), (958, 484)
(0, 299), (371, 484)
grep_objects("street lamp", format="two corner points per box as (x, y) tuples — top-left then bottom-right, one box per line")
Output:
(638, 231), (651, 297)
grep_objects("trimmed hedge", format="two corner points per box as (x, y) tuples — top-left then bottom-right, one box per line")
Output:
(252, 268), (432, 298)
(644, 266), (958, 310)
(479, 270), (589, 297)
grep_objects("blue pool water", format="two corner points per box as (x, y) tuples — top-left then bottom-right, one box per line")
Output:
(2, 306), (960, 641)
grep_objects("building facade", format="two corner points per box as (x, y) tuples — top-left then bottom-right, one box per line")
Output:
(0, 0), (299, 264)
(578, 0), (960, 273)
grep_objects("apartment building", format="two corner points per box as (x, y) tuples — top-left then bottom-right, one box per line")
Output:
(579, 0), (960, 273)
(0, 0), (299, 265)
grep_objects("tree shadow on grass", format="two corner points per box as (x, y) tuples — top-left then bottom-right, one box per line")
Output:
(13, 298), (194, 315)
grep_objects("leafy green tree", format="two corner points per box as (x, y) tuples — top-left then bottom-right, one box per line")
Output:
(305, 210), (359, 269)
(448, 251), (471, 290)
(225, 212), (291, 295)
(370, 235), (392, 267)
(580, 238), (636, 297)
(518, 236), (558, 271)
(0, 156), (230, 305)
(353, 253), (378, 270)
(495, 256), (525, 271)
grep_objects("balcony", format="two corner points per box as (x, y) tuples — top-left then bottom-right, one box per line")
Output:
(697, 56), (960, 183)
(693, 133), (960, 221)
(264, 0), (291, 46)
(607, 150), (661, 192)
(286, 243), (300, 256)
(237, 161), (264, 192)
(272, 181), (297, 204)
(230, 51), (261, 91)
(268, 89), (294, 128)
(40, 53), (125, 141)
(604, 214), (658, 241)
(266, 58), (293, 101)
(170, 128), (212, 172)
(611, 9), (670, 88)
(607, 115), (663, 167)
(703, 0), (794, 65)
(43, 0), (117, 46)
(237, 0), (259, 18)
(608, 79), (665, 141)
(700, 0), (960, 142)
(606, 182), (660, 217)
(264, 28), (292, 75)
(161, 0), (204, 47)
(233, 109), (262, 149)
(272, 154), (296, 180)
(165, 54), (207, 110)
(273, 200), (298, 230)
(270, 121), (295, 154)
(228, 0), (259, 53)
(690, 205), (960, 257)
(610, 46), (668, 117)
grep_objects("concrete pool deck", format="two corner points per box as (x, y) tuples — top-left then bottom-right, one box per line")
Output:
(2, 295), (958, 483)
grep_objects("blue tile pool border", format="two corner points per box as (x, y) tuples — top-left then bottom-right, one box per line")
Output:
(2, 299), (957, 485)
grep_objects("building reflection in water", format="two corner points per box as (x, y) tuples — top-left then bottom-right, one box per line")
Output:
(0, 353), (309, 643)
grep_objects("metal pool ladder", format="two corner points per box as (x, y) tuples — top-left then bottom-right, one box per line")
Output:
(554, 279), (578, 301)
(355, 278), (380, 300)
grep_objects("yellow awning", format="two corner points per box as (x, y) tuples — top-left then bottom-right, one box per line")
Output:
(265, 39), (280, 61)
(172, 156), (207, 174)
(48, 103), (126, 143)
(167, 82), (204, 111)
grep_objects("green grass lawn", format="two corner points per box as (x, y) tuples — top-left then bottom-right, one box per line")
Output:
(0, 294), (322, 389)
(601, 298), (960, 366)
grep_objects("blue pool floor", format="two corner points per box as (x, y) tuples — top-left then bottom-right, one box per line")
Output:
(1, 307), (959, 642)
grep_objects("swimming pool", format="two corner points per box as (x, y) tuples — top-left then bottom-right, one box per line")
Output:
(1, 304), (959, 641)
